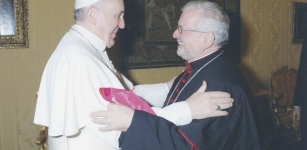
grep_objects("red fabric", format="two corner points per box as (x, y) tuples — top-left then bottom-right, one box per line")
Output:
(185, 61), (191, 69)
(178, 129), (199, 150)
(99, 88), (156, 115)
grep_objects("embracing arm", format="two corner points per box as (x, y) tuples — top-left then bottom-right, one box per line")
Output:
(133, 76), (177, 108)
(90, 82), (233, 149)
(90, 82), (260, 150)
(133, 81), (231, 125)
(120, 85), (257, 150)
(133, 83), (193, 125)
(133, 83), (168, 108)
(90, 81), (232, 128)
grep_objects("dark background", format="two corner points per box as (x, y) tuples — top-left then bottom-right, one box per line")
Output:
(120, 0), (241, 69)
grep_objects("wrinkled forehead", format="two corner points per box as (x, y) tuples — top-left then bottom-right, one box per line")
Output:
(104, 0), (125, 13)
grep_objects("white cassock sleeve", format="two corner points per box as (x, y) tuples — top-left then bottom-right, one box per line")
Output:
(133, 83), (192, 126)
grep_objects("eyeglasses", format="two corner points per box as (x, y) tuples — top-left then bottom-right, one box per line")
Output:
(177, 26), (207, 34)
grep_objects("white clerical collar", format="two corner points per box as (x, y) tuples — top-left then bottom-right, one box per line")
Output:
(71, 24), (107, 52)
(188, 49), (219, 63)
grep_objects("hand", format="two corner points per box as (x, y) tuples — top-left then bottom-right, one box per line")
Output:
(89, 98), (135, 132)
(292, 107), (301, 124)
(186, 81), (233, 119)
(166, 76), (177, 89)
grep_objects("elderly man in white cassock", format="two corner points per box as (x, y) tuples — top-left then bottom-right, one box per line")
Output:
(33, 0), (234, 149)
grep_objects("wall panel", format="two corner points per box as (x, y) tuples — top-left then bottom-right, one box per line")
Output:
(237, 0), (306, 92)
(0, 51), (17, 150)
(0, 0), (75, 149)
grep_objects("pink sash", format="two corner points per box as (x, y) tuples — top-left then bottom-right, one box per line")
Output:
(99, 88), (156, 115)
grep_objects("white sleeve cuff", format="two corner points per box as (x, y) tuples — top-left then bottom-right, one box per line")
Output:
(163, 82), (170, 94)
(133, 83), (167, 107)
(152, 101), (192, 126)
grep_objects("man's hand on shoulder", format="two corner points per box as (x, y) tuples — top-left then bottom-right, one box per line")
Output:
(90, 81), (234, 132)
(186, 81), (233, 120)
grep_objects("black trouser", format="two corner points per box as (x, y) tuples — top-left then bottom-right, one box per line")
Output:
(300, 107), (307, 150)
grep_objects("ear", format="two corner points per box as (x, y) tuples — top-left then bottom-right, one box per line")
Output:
(86, 6), (98, 25)
(202, 32), (215, 49)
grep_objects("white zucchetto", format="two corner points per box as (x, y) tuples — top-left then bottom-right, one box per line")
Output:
(75, 0), (100, 9)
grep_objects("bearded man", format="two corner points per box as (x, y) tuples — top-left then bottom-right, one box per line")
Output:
(91, 1), (260, 150)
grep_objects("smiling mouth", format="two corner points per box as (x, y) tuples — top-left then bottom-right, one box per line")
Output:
(177, 40), (183, 45)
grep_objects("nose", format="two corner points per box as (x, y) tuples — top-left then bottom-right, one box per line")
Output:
(173, 29), (180, 39)
(119, 17), (125, 29)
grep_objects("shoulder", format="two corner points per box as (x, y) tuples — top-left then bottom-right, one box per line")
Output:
(206, 54), (246, 85)
(204, 54), (253, 99)
(52, 33), (95, 63)
(207, 80), (248, 94)
(59, 32), (92, 53)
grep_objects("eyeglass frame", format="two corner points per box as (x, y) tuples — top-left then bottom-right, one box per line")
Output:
(177, 26), (207, 34)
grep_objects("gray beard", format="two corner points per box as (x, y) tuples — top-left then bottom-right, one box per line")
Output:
(177, 48), (195, 61)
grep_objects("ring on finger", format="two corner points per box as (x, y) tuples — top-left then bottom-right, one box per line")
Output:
(216, 105), (221, 111)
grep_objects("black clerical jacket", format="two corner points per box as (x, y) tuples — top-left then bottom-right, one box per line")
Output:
(293, 34), (307, 109)
(293, 33), (307, 150)
(119, 50), (260, 150)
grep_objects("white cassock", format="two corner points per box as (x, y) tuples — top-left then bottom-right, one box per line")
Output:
(34, 24), (192, 150)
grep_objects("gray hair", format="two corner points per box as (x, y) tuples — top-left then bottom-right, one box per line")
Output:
(182, 1), (230, 47)
(74, 0), (108, 21)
